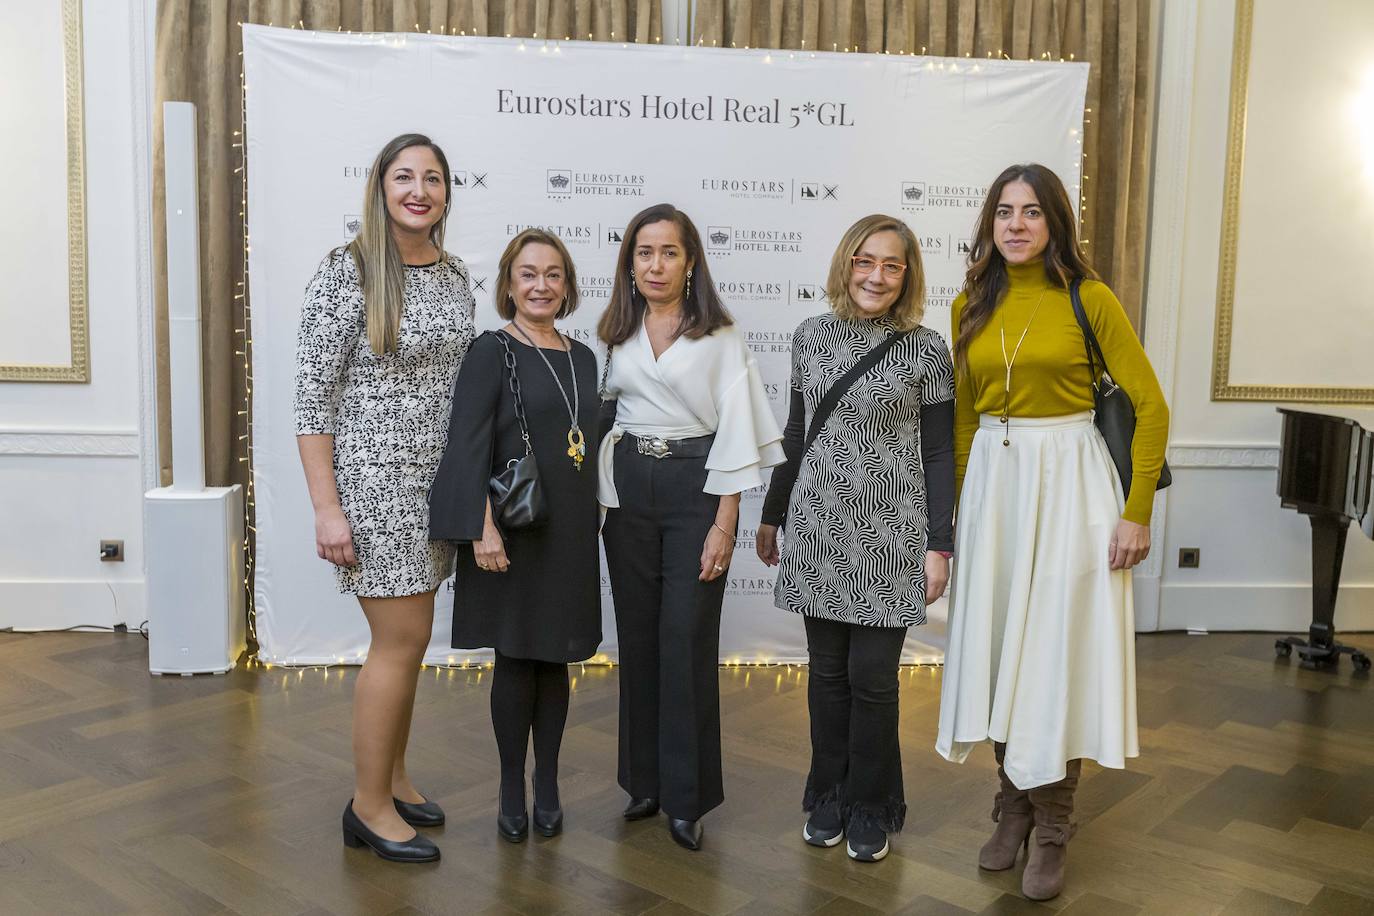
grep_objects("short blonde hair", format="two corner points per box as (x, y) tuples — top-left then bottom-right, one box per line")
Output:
(825, 215), (926, 331)
(494, 229), (580, 321)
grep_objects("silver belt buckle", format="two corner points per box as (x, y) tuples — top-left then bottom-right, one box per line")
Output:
(637, 436), (672, 459)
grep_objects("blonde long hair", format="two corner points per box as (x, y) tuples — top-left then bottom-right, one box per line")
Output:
(348, 134), (452, 355)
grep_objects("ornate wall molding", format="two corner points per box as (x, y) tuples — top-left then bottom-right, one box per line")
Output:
(0, 428), (140, 457)
(1167, 443), (1280, 469)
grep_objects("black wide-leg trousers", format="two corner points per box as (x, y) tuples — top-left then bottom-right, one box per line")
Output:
(602, 440), (727, 821)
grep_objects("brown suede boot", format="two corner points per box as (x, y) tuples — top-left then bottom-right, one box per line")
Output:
(978, 742), (1033, 870)
(1021, 759), (1081, 901)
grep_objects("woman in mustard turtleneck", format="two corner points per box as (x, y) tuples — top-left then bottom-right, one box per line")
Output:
(935, 164), (1168, 901)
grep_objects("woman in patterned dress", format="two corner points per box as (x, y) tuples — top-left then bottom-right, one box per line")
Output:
(294, 133), (475, 864)
(758, 214), (956, 863)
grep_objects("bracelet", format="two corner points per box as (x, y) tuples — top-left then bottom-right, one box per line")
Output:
(711, 522), (736, 543)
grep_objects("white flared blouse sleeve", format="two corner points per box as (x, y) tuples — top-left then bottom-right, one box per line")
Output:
(702, 351), (786, 495)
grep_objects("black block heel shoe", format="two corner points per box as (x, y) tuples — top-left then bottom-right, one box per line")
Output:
(533, 806), (564, 837)
(668, 817), (703, 851)
(394, 796), (445, 828)
(342, 801), (440, 863)
(498, 810), (529, 843)
(623, 797), (660, 820)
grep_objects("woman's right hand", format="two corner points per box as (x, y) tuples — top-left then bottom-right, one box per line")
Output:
(756, 524), (781, 567)
(473, 522), (509, 573)
(315, 505), (357, 567)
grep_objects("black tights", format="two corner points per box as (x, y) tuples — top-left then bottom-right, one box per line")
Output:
(490, 651), (570, 815)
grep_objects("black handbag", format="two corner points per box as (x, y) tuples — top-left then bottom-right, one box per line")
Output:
(490, 332), (548, 530)
(1068, 280), (1171, 492)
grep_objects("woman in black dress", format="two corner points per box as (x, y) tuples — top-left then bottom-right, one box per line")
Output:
(429, 229), (602, 842)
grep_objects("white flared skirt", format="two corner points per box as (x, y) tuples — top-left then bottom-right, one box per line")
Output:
(936, 412), (1138, 790)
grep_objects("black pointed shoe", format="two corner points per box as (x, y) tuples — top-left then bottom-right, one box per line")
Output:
(533, 806), (564, 837)
(342, 801), (440, 863)
(497, 810), (529, 843)
(668, 817), (703, 851)
(394, 796), (445, 828)
(802, 803), (845, 848)
(623, 796), (660, 820)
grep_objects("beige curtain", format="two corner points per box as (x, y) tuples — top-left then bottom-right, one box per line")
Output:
(152, 0), (662, 491)
(693, 0), (1155, 332)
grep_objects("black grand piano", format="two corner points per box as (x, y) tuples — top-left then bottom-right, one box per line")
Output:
(1275, 408), (1374, 670)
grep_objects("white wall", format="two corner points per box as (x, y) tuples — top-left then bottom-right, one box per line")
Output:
(1140, 0), (1374, 634)
(0, 0), (157, 629)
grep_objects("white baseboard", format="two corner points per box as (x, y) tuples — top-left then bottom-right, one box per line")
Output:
(1134, 574), (1161, 631)
(1158, 583), (1374, 633)
(0, 579), (145, 631)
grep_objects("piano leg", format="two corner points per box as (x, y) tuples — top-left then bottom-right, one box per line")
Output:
(1275, 514), (1372, 671)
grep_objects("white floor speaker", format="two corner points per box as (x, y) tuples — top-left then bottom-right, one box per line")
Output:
(145, 486), (246, 674)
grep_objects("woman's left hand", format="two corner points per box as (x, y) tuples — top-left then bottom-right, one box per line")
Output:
(1110, 519), (1151, 570)
(700, 524), (734, 582)
(925, 551), (950, 603)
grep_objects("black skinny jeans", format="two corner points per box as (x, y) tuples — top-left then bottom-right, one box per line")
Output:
(803, 615), (909, 833)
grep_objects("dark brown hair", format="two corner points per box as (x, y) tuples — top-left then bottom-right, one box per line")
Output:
(493, 229), (580, 321)
(596, 203), (733, 346)
(953, 163), (1098, 374)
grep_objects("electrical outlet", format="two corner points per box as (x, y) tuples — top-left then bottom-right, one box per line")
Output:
(100, 539), (124, 562)
(1178, 547), (1200, 569)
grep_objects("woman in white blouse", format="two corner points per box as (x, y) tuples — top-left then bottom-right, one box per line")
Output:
(597, 203), (784, 851)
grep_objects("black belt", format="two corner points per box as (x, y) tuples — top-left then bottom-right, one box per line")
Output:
(622, 432), (714, 459)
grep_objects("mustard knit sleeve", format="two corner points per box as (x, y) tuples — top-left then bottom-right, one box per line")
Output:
(1082, 281), (1170, 525)
(950, 292), (980, 502)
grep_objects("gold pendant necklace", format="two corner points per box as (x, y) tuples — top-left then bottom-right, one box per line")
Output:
(998, 289), (1048, 447)
(510, 321), (585, 470)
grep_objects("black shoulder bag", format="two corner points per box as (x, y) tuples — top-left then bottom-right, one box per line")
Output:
(490, 332), (548, 531)
(1068, 280), (1171, 492)
(802, 329), (911, 456)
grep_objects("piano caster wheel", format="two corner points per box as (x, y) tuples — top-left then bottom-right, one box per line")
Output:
(1354, 653), (1372, 672)
(1275, 641), (1293, 659)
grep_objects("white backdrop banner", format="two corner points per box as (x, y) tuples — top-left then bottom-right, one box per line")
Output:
(244, 25), (1087, 666)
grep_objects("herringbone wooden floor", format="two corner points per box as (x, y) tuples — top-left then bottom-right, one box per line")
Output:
(2, 630), (1373, 914)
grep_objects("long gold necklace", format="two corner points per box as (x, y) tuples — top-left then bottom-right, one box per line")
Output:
(511, 320), (585, 470)
(998, 290), (1048, 447)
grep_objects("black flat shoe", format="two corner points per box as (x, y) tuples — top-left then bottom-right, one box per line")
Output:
(497, 810), (529, 843)
(394, 796), (445, 828)
(668, 817), (703, 851)
(846, 822), (889, 862)
(342, 801), (440, 863)
(533, 806), (563, 837)
(623, 796), (660, 820)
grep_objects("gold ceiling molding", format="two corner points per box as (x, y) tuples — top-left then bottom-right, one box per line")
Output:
(1211, 0), (1374, 404)
(0, 0), (89, 383)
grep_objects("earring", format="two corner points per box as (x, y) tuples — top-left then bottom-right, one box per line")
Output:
(685, 269), (693, 301)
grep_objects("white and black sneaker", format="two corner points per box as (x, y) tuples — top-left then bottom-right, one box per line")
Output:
(802, 803), (844, 848)
(846, 821), (889, 862)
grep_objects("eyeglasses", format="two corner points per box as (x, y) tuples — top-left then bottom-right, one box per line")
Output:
(851, 256), (908, 278)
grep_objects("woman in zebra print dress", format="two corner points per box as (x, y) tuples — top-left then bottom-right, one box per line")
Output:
(758, 215), (956, 863)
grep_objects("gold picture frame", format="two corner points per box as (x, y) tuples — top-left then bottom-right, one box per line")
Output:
(0, 0), (89, 383)
(1212, 0), (1374, 403)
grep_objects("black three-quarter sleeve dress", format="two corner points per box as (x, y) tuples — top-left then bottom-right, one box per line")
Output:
(429, 330), (602, 663)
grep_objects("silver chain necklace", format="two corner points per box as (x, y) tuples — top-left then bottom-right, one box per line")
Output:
(509, 321), (585, 470)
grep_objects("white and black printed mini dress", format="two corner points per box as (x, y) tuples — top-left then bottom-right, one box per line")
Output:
(767, 314), (956, 627)
(294, 249), (476, 597)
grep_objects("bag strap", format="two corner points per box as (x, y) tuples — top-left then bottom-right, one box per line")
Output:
(802, 329), (910, 457)
(1068, 279), (1112, 391)
(493, 331), (534, 457)
(599, 343), (614, 401)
